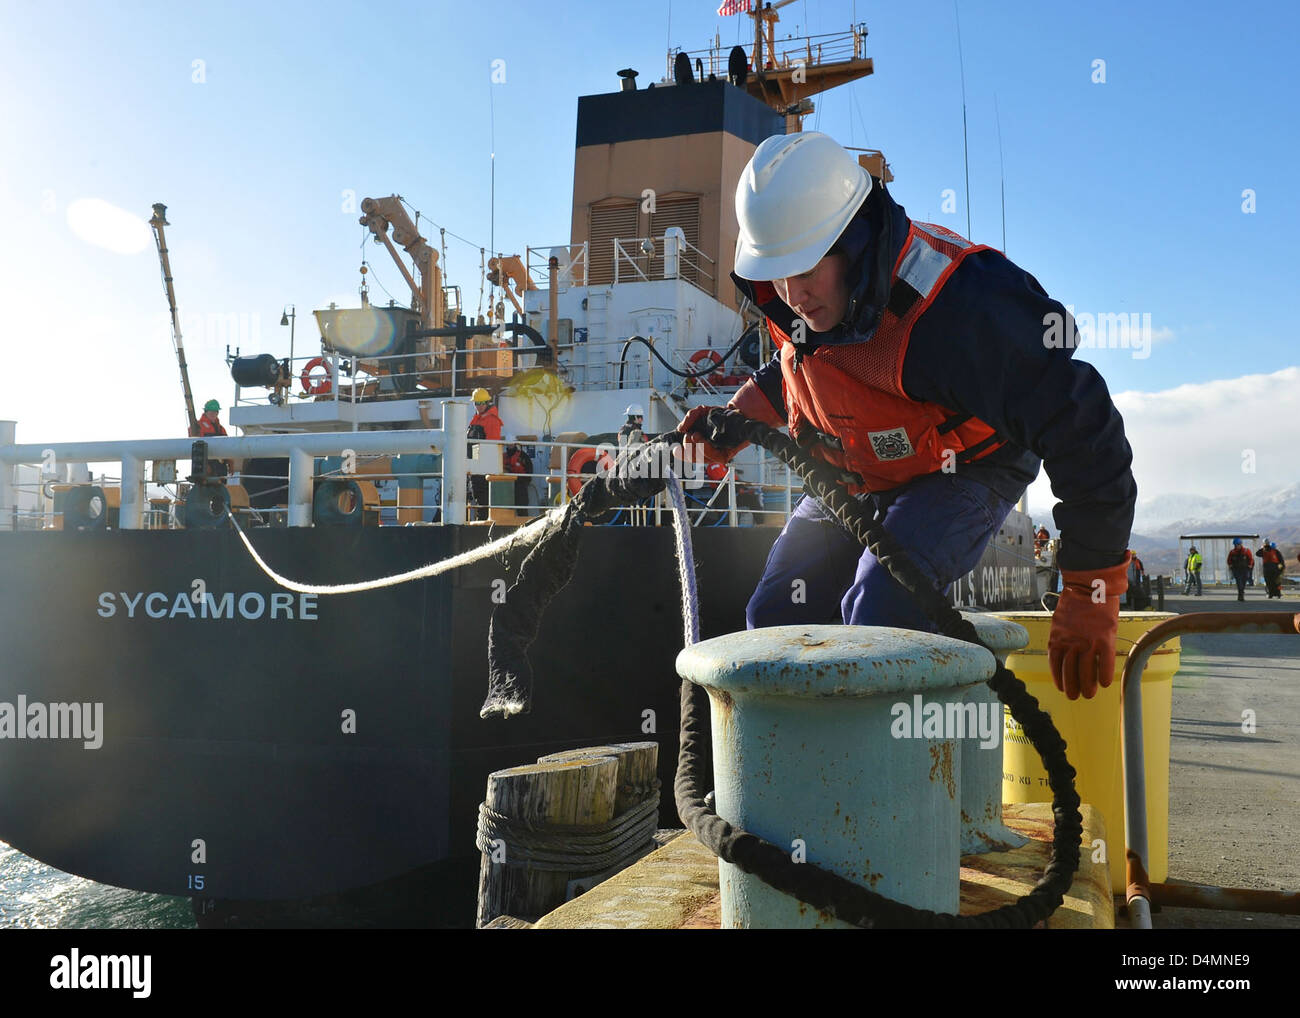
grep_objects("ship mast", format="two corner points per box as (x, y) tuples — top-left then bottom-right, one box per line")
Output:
(148, 203), (199, 436)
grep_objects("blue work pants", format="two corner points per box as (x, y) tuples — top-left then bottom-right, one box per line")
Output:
(746, 472), (1017, 633)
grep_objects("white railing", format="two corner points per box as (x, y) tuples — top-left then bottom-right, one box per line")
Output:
(234, 342), (554, 411)
(0, 410), (467, 531)
(612, 236), (716, 294)
(0, 418), (803, 532)
(525, 243), (589, 290)
(471, 437), (797, 528)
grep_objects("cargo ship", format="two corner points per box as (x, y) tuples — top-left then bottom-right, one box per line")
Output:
(0, 13), (1040, 926)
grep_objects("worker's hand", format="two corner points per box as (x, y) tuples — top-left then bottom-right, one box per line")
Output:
(676, 379), (785, 465)
(1048, 554), (1130, 700)
(676, 405), (736, 464)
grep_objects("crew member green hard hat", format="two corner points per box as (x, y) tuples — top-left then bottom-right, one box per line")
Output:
(204, 399), (220, 412)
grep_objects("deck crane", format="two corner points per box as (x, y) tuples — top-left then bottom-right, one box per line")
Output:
(357, 196), (445, 332)
(148, 203), (199, 435)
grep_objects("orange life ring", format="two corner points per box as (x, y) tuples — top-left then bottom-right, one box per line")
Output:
(300, 357), (332, 395)
(566, 447), (616, 496)
(689, 348), (725, 385)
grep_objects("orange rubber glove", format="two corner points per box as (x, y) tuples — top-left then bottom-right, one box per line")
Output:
(676, 378), (785, 465)
(1048, 553), (1131, 700)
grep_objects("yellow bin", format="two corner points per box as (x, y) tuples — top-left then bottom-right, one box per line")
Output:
(995, 611), (1180, 894)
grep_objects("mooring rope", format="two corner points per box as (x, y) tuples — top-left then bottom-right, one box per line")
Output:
(475, 791), (661, 874)
(485, 416), (1083, 929)
(664, 470), (701, 647)
(224, 506), (564, 595)
(215, 422), (1083, 927)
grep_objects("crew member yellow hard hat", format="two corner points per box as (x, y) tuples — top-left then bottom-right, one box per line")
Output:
(472, 388), (491, 403)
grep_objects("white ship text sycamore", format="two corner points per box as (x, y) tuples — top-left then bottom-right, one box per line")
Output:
(97, 591), (319, 621)
(0, 695), (103, 749)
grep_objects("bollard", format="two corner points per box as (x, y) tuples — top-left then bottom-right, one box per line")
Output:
(676, 625), (996, 928)
(958, 612), (1030, 854)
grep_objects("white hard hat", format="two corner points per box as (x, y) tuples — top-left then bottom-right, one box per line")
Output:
(734, 132), (872, 282)
(624, 404), (645, 417)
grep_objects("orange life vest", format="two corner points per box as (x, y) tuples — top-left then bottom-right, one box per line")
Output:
(770, 220), (1006, 493)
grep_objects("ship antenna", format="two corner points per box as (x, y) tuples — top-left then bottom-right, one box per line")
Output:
(954, 0), (972, 240)
(995, 93), (1007, 253)
(489, 72), (496, 311)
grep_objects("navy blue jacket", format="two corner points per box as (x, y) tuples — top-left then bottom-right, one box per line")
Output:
(733, 180), (1135, 572)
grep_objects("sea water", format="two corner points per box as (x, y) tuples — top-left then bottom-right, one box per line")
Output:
(0, 840), (192, 929)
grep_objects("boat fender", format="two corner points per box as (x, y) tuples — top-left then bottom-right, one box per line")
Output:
(60, 485), (108, 531)
(313, 479), (364, 527)
(178, 483), (230, 530)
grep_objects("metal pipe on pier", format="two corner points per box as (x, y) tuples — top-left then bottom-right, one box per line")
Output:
(0, 421), (14, 531)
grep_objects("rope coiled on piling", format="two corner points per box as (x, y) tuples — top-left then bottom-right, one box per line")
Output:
(475, 787), (661, 874)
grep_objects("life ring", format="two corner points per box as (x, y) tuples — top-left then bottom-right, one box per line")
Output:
(689, 348), (725, 385)
(566, 447), (616, 496)
(300, 357), (332, 396)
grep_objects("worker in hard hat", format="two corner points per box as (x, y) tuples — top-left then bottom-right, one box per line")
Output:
(678, 131), (1137, 702)
(467, 388), (503, 521)
(194, 399), (227, 438)
(1184, 546), (1203, 595)
(618, 404), (647, 448)
(1227, 538), (1254, 601)
(191, 398), (231, 478)
(1260, 541), (1285, 599)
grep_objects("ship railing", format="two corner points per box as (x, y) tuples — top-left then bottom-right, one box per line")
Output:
(612, 236), (716, 296)
(668, 23), (868, 80)
(525, 243), (589, 291)
(0, 414), (470, 531)
(234, 342), (555, 408)
(475, 437), (797, 528)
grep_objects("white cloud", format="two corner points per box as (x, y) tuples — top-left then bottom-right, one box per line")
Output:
(1027, 366), (1300, 521)
(65, 198), (153, 255)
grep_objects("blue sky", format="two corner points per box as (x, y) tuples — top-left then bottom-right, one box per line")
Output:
(1, 0), (1295, 509)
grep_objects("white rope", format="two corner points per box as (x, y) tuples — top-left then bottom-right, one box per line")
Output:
(225, 469), (704, 654)
(225, 507), (564, 595)
(664, 470), (700, 647)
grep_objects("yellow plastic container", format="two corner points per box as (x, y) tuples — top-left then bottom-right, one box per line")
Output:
(995, 612), (1180, 894)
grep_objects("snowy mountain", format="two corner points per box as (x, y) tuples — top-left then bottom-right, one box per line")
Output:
(1128, 483), (1300, 576)
(1132, 483), (1300, 536)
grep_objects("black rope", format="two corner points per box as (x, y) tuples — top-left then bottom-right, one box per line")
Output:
(617, 333), (747, 388)
(475, 794), (661, 874)
(483, 414), (1083, 928)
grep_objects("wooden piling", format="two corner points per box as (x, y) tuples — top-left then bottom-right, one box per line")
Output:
(537, 742), (659, 815)
(475, 756), (618, 928)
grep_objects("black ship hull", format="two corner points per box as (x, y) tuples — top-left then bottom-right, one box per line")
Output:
(0, 513), (1037, 925)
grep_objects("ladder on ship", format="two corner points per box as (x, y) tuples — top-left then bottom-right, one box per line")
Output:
(585, 289), (610, 386)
